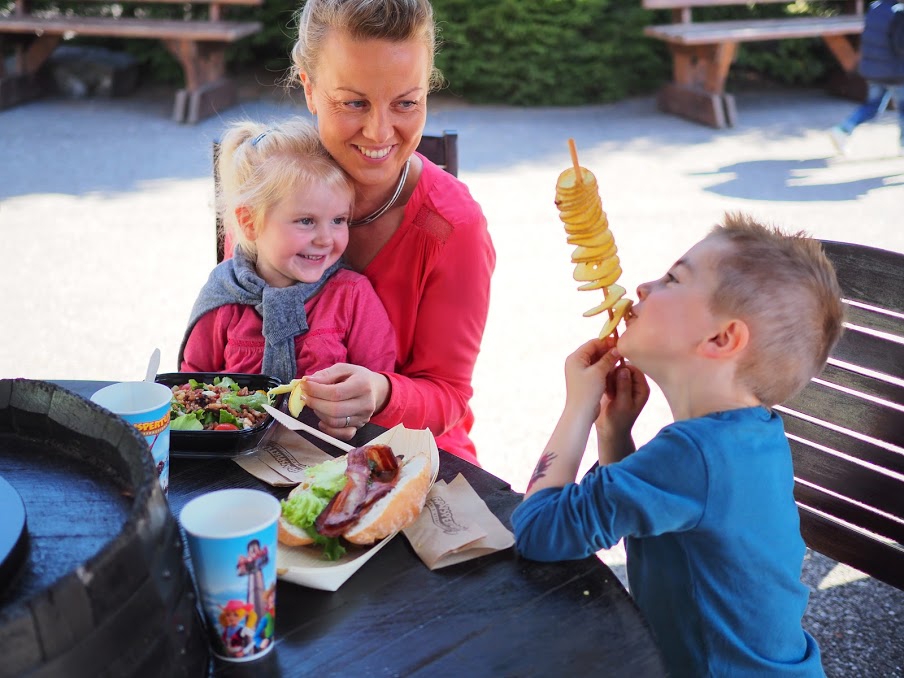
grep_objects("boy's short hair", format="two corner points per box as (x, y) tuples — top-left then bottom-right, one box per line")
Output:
(707, 212), (845, 407)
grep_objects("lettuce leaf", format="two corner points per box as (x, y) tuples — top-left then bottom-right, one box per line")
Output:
(281, 491), (328, 527)
(171, 412), (204, 431)
(215, 376), (239, 391)
(221, 391), (270, 411)
(280, 459), (349, 560)
(305, 459), (348, 499)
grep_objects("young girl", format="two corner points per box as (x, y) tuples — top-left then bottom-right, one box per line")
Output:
(179, 117), (396, 387)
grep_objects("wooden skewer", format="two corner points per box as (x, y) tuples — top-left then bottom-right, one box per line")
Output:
(568, 138), (582, 185)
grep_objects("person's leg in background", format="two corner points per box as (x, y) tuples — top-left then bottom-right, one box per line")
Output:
(893, 84), (904, 153)
(829, 82), (892, 154)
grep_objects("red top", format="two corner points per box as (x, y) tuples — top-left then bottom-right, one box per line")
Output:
(181, 269), (396, 377)
(365, 155), (495, 465)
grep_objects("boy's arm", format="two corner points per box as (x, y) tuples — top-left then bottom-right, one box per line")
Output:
(526, 407), (597, 497)
(525, 339), (620, 499)
(525, 344), (651, 499)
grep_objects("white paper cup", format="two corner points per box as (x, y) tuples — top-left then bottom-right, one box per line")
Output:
(91, 381), (173, 494)
(180, 489), (280, 662)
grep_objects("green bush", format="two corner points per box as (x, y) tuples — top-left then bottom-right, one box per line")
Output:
(432, 0), (668, 105)
(15, 0), (843, 104)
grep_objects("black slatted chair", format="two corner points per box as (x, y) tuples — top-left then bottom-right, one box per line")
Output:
(776, 240), (904, 591)
(214, 130), (459, 264)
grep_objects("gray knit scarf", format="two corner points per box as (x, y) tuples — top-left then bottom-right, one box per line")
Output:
(178, 248), (343, 384)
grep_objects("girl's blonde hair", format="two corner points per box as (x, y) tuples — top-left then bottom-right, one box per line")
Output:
(290, 0), (444, 91)
(707, 212), (845, 407)
(216, 116), (353, 258)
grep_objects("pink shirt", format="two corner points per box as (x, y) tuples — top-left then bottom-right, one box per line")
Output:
(181, 269), (396, 377)
(365, 155), (495, 465)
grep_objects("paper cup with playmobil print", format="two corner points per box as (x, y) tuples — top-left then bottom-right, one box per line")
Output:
(91, 380), (173, 494)
(180, 488), (280, 662)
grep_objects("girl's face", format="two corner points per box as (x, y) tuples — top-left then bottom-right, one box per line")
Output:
(224, 610), (241, 627)
(250, 180), (352, 288)
(618, 237), (727, 375)
(300, 31), (429, 195)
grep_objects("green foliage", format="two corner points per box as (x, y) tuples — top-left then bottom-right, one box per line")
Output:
(432, 0), (668, 105)
(12, 0), (844, 105)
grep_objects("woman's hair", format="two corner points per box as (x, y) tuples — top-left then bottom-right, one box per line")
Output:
(217, 116), (353, 259)
(706, 212), (845, 407)
(290, 0), (443, 90)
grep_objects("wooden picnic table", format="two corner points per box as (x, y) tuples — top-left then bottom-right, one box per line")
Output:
(0, 0), (262, 123)
(642, 0), (866, 127)
(50, 380), (668, 677)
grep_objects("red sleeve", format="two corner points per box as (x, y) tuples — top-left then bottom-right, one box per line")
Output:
(181, 309), (229, 372)
(343, 277), (397, 373)
(372, 207), (495, 436)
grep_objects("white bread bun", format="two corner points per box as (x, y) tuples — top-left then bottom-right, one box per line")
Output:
(278, 518), (314, 547)
(344, 454), (431, 545)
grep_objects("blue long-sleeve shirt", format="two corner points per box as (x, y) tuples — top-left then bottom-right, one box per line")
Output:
(512, 407), (823, 677)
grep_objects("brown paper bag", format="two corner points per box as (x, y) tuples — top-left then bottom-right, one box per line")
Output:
(234, 425), (335, 486)
(403, 474), (515, 570)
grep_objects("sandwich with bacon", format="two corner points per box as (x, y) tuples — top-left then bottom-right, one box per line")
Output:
(278, 444), (431, 560)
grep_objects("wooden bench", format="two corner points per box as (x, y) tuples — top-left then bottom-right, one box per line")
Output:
(214, 130), (460, 263)
(777, 240), (904, 592)
(643, 0), (866, 128)
(0, 0), (262, 123)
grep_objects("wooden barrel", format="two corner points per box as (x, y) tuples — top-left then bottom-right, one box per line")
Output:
(0, 379), (209, 677)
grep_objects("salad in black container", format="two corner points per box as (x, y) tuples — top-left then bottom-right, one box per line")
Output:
(156, 373), (286, 458)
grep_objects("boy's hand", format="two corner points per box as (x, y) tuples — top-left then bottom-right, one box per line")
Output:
(596, 358), (649, 463)
(599, 362), (649, 429)
(562, 337), (621, 422)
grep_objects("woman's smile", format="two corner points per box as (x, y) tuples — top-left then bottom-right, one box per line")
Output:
(356, 145), (394, 160)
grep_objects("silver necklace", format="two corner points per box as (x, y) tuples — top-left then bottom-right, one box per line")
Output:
(349, 159), (411, 227)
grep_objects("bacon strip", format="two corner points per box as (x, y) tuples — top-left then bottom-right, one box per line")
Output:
(315, 445), (400, 537)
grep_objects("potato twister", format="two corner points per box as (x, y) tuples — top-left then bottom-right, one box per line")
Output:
(555, 139), (633, 340)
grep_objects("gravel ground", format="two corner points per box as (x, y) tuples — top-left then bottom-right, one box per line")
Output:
(1, 72), (902, 675)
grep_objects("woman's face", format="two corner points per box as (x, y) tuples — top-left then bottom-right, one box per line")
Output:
(301, 31), (430, 193)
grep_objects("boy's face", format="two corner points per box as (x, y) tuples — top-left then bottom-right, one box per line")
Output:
(618, 237), (728, 375)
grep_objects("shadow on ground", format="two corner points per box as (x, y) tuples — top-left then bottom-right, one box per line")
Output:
(8, 84), (901, 203)
(691, 158), (903, 202)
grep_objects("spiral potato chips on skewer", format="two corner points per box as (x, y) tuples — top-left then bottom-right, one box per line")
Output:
(555, 139), (633, 340)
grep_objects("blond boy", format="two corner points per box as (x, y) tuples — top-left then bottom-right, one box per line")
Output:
(513, 213), (843, 677)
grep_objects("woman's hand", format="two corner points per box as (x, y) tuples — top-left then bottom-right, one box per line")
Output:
(302, 364), (391, 440)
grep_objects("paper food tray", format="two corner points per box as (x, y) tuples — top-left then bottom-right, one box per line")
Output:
(274, 421), (440, 592)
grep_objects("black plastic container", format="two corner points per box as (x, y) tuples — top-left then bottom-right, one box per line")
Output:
(156, 372), (285, 459)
